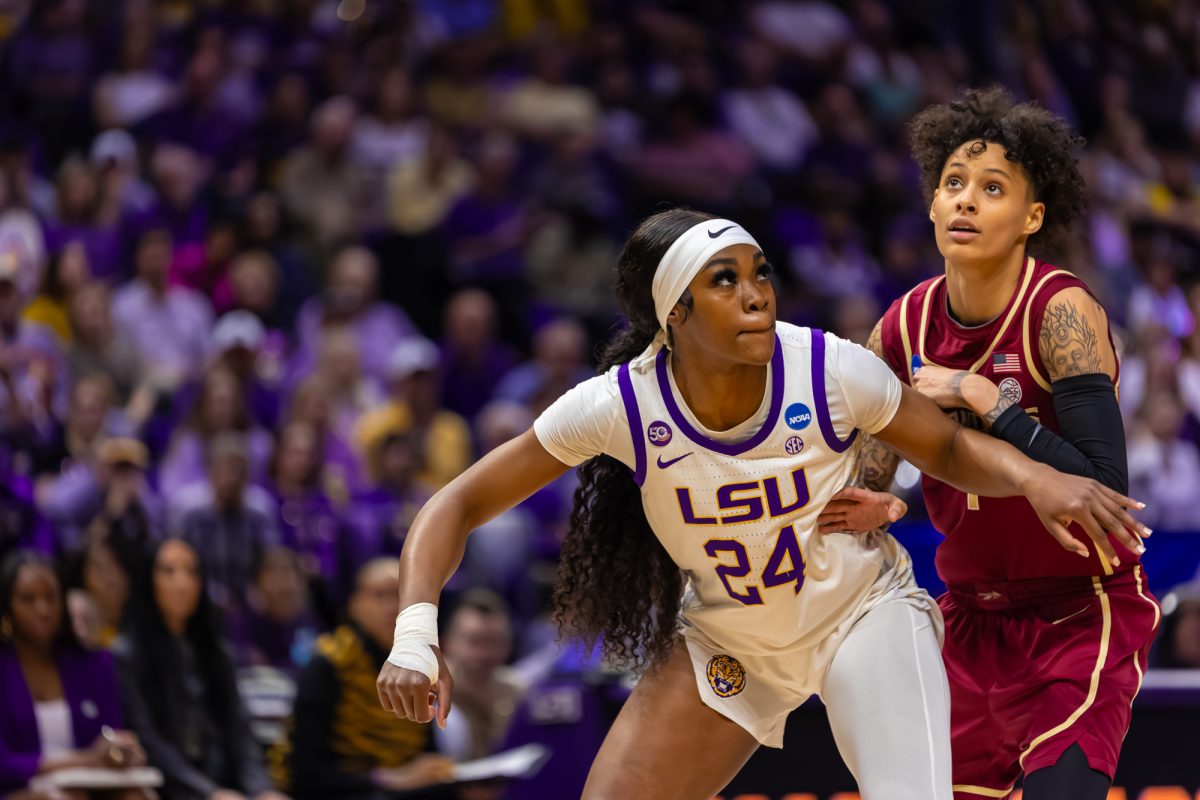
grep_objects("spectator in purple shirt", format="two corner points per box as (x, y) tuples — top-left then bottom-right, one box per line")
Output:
(291, 244), (416, 389)
(42, 158), (123, 284)
(345, 404), (432, 561)
(494, 317), (593, 416)
(173, 433), (280, 618)
(158, 364), (274, 500)
(112, 227), (214, 384)
(268, 421), (354, 623)
(229, 546), (323, 674)
(0, 550), (147, 800)
(438, 288), (519, 422)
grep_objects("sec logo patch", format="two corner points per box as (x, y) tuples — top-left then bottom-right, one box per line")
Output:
(706, 654), (747, 698)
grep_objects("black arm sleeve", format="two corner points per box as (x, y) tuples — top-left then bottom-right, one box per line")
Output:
(989, 373), (1129, 494)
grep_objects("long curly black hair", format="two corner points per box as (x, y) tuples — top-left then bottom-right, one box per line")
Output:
(553, 207), (713, 670)
(908, 85), (1086, 255)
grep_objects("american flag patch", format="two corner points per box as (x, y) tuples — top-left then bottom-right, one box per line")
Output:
(993, 353), (1021, 373)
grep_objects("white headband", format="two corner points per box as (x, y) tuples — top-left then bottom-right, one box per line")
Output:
(651, 219), (761, 331)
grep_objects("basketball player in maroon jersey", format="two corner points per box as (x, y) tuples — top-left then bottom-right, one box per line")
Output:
(842, 88), (1160, 799)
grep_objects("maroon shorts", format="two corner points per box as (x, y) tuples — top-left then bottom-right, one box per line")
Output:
(940, 566), (1160, 799)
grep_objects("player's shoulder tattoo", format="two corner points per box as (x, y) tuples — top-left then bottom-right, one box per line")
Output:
(1038, 289), (1111, 380)
(865, 318), (884, 358)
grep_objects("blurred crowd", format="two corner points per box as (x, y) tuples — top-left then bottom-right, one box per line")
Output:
(0, 0), (1198, 798)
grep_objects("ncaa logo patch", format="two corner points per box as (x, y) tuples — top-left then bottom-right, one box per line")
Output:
(999, 377), (1022, 404)
(784, 436), (804, 455)
(647, 420), (673, 447)
(706, 654), (747, 698)
(785, 402), (812, 431)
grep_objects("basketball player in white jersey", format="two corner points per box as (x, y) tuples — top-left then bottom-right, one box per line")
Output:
(376, 209), (1144, 799)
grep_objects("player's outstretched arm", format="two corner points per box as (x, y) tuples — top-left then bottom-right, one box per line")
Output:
(377, 429), (570, 725)
(874, 383), (1147, 566)
(910, 287), (1129, 494)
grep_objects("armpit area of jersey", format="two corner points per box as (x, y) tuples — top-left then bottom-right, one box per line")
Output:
(990, 373), (1128, 494)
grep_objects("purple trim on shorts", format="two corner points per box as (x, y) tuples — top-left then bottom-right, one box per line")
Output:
(809, 328), (859, 453)
(654, 334), (784, 456)
(617, 362), (647, 486)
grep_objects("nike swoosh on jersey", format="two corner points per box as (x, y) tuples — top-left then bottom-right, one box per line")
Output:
(707, 225), (736, 238)
(657, 452), (694, 469)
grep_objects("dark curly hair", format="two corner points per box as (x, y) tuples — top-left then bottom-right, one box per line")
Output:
(553, 208), (712, 670)
(908, 85), (1086, 254)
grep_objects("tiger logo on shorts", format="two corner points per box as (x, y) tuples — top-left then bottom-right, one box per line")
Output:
(706, 654), (747, 698)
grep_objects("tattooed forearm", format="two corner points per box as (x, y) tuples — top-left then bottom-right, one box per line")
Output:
(854, 433), (902, 492)
(1039, 299), (1103, 379)
(981, 393), (1014, 428)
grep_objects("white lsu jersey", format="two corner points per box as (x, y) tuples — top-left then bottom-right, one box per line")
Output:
(534, 322), (930, 661)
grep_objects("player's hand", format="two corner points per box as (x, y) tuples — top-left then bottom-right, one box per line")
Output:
(1022, 465), (1151, 567)
(817, 486), (907, 533)
(377, 645), (453, 728)
(911, 363), (972, 410)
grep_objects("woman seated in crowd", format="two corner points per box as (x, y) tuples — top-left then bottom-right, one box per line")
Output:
(0, 550), (147, 800)
(269, 558), (452, 800)
(114, 539), (285, 800)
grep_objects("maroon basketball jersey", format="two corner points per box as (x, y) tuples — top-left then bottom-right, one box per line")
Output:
(879, 256), (1138, 584)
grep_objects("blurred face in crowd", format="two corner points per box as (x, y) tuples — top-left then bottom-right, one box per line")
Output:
(313, 97), (355, 156)
(327, 247), (378, 315)
(69, 283), (112, 344)
(256, 548), (308, 623)
(290, 378), (331, 428)
(477, 402), (533, 454)
(7, 562), (62, 650)
(229, 251), (279, 315)
(535, 320), (586, 382)
(83, 538), (129, 629)
(136, 229), (173, 290)
(349, 559), (400, 649)
(1144, 391), (1184, 442)
(376, 67), (414, 120)
(0, 273), (21, 327)
(210, 451), (248, 510)
(443, 604), (512, 681)
(318, 330), (361, 389)
(153, 540), (202, 634)
(444, 289), (497, 354)
(201, 368), (243, 432)
(56, 161), (98, 221)
(69, 377), (110, 443)
(929, 142), (1045, 269)
(153, 145), (202, 209)
(276, 423), (319, 488)
(58, 241), (91, 293)
(378, 433), (419, 490)
(1173, 603), (1200, 667)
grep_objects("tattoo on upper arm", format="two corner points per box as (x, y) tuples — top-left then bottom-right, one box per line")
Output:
(855, 320), (901, 491)
(865, 319), (884, 358)
(1039, 297), (1106, 379)
(981, 393), (1014, 428)
(854, 433), (901, 492)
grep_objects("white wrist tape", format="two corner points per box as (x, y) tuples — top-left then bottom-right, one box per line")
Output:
(387, 603), (439, 683)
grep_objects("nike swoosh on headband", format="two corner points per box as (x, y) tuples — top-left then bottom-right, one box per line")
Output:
(707, 225), (736, 238)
